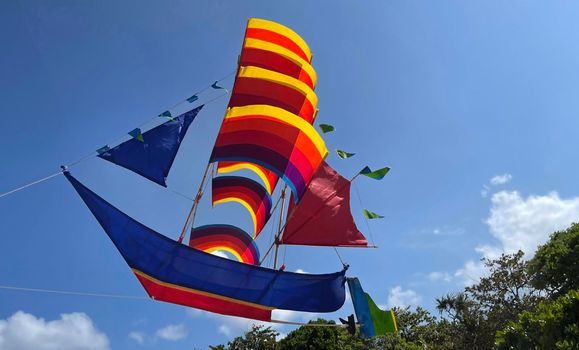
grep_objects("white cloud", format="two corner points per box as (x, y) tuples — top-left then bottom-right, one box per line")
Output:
(295, 269), (307, 274)
(481, 185), (490, 198)
(209, 308), (318, 340)
(155, 324), (187, 341)
(454, 260), (487, 285)
(490, 174), (513, 186)
(481, 173), (512, 197)
(485, 191), (579, 256)
(432, 227), (464, 236)
(128, 331), (145, 345)
(0, 311), (109, 350)
(457, 190), (579, 285)
(387, 286), (421, 308)
(218, 324), (232, 337)
(427, 271), (452, 283)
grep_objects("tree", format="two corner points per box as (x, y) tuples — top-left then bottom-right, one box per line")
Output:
(393, 306), (454, 349)
(277, 319), (366, 350)
(209, 325), (278, 350)
(436, 251), (540, 350)
(496, 289), (579, 349)
(528, 223), (579, 297)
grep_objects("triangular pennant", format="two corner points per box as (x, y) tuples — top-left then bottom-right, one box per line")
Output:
(158, 110), (172, 118)
(128, 128), (144, 142)
(319, 124), (335, 133)
(96, 145), (110, 155)
(336, 150), (355, 159)
(186, 94), (199, 103)
(211, 81), (228, 93)
(359, 166), (390, 180)
(363, 209), (384, 219)
(99, 105), (204, 186)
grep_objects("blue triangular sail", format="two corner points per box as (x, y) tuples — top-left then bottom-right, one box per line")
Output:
(98, 105), (203, 187)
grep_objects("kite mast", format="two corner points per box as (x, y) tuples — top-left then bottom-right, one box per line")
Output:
(178, 163), (213, 244)
(272, 186), (287, 269)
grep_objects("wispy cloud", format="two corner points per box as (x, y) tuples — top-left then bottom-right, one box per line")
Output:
(481, 173), (512, 197)
(387, 286), (421, 308)
(427, 271), (452, 282)
(128, 331), (145, 345)
(155, 324), (187, 341)
(490, 174), (513, 186)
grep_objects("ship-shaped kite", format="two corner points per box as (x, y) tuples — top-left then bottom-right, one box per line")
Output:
(65, 18), (396, 337)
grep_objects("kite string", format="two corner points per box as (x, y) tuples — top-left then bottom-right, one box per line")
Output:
(0, 284), (149, 301)
(0, 76), (234, 200)
(0, 171), (63, 199)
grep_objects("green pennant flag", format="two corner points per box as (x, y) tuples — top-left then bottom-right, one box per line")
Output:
(186, 94), (199, 103)
(158, 110), (172, 118)
(359, 166), (390, 180)
(363, 209), (384, 219)
(336, 150), (355, 159)
(128, 128), (144, 142)
(319, 123), (335, 133)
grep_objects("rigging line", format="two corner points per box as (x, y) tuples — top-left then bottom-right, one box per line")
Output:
(0, 88), (232, 201)
(66, 90), (231, 169)
(259, 193), (285, 266)
(352, 182), (376, 247)
(333, 247), (346, 267)
(0, 284), (148, 301)
(0, 171), (63, 199)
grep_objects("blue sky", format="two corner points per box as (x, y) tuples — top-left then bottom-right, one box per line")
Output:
(2, 1), (579, 349)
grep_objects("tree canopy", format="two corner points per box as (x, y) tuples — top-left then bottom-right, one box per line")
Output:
(209, 223), (579, 350)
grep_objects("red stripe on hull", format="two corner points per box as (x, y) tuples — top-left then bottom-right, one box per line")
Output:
(135, 272), (272, 321)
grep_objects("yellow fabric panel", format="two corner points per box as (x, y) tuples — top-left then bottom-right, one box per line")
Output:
(237, 66), (318, 110)
(217, 162), (275, 194)
(247, 18), (312, 62)
(244, 38), (317, 87)
(213, 197), (258, 237)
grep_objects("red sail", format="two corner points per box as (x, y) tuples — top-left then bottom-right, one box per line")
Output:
(281, 161), (368, 247)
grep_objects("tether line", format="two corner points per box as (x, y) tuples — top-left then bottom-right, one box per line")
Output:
(0, 284), (148, 301)
(0, 75), (233, 201)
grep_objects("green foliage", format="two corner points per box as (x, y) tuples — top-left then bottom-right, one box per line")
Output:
(210, 325), (278, 350)
(208, 225), (579, 350)
(436, 251), (540, 349)
(528, 223), (579, 297)
(278, 319), (366, 350)
(496, 289), (579, 349)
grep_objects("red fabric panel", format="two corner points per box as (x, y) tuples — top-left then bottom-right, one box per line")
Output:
(246, 28), (309, 62)
(240, 48), (314, 88)
(135, 272), (272, 321)
(230, 77), (315, 122)
(281, 161), (368, 247)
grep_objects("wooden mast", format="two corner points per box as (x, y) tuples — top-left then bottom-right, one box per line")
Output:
(178, 163), (213, 244)
(272, 186), (287, 269)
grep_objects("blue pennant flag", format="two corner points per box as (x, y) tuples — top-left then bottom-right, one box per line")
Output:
(96, 145), (110, 155)
(211, 81), (228, 93)
(158, 110), (172, 118)
(99, 105), (204, 187)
